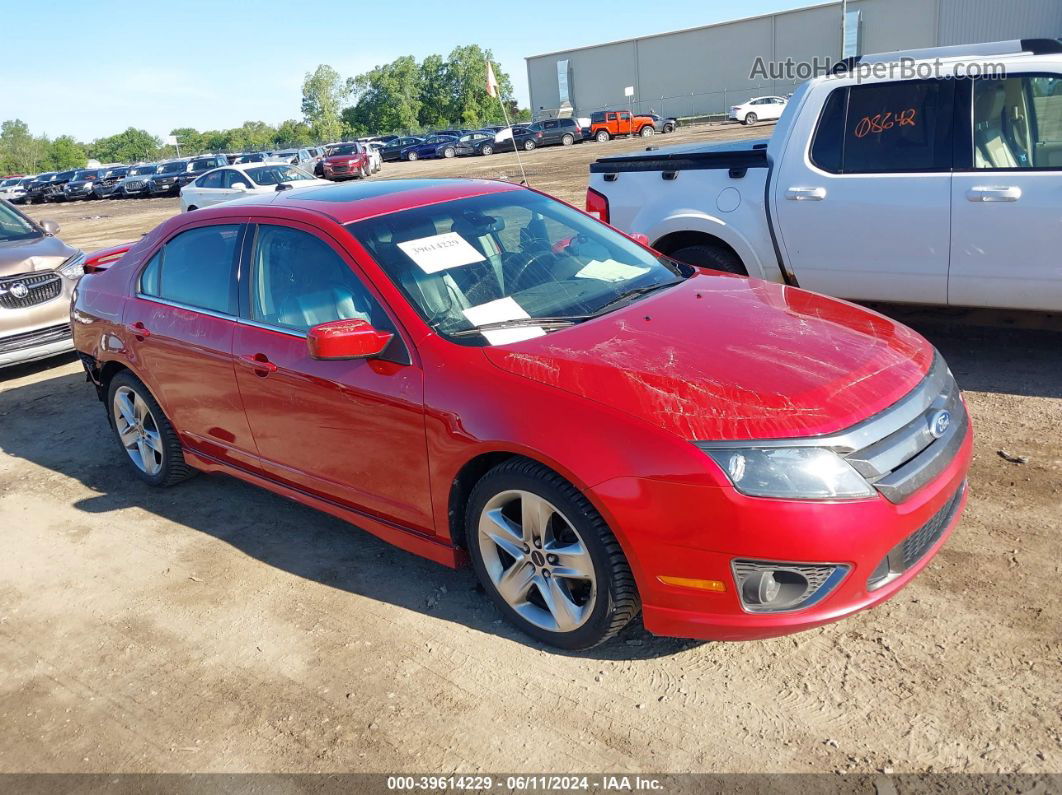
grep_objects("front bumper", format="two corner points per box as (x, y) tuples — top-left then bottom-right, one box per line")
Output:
(148, 180), (179, 195)
(0, 322), (74, 368)
(589, 424), (973, 641)
(64, 185), (95, 199)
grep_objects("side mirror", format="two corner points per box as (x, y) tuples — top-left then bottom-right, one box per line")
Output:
(307, 318), (393, 360)
(630, 232), (650, 247)
(231, 182), (249, 191)
(40, 219), (60, 235)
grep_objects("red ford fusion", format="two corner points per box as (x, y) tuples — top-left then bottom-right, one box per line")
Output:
(71, 178), (972, 650)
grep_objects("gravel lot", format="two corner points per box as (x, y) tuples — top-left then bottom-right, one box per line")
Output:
(1, 123), (1059, 776)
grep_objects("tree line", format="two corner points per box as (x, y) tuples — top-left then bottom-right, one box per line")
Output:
(0, 44), (526, 174)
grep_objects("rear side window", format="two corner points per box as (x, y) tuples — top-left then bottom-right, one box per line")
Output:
(973, 74), (1062, 168)
(811, 80), (954, 173)
(139, 224), (241, 315)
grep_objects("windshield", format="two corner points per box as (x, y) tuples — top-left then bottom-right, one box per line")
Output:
(347, 190), (691, 345)
(0, 178), (16, 187)
(0, 202), (39, 243)
(160, 161), (186, 174)
(330, 144), (360, 155)
(190, 159), (215, 170)
(128, 165), (156, 176)
(245, 165), (315, 185)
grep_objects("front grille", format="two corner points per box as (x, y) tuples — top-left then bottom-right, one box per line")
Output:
(867, 482), (965, 590)
(0, 272), (63, 309)
(124, 180), (145, 190)
(332, 165), (348, 173)
(0, 322), (72, 354)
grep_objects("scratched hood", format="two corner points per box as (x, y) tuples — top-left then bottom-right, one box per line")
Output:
(0, 234), (78, 276)
(483, 274), (934, 441)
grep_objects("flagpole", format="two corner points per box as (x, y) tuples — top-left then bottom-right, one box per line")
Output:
(488, 60), (527, 185)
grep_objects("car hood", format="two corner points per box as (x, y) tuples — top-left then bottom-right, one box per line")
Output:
(482, 274), (934, 442)
(0, 234), (78, 276)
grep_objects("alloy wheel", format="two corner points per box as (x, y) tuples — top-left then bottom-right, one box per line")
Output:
(112, 385), (164, 476)
(477, 490), (596, 633)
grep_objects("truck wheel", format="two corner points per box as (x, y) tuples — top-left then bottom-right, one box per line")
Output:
(466, 458), (640, 650)
(668, 243), (747, 276)
(640, 126), (655, 137)
(596, 130), (610, 143)
(561, 133), (574, 146)
(744, 112), (758, 126)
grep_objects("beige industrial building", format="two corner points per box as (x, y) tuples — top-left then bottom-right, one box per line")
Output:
(525, 0), (1062, 120)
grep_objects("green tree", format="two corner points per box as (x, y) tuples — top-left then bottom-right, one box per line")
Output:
(302, 65), (347, 143)
(445, 45), (513, 128)
(344, 55), (423, 135)
(89, 128), (161, 164)
(169, 127), (205, 156)
(225, 121), (277, 152)
(201, 129), (233, 152)
(0, 119), (48, 173)
(274, 119), (313, 147)
(45, 135), (87, 170)
(417, 54), (452, 128)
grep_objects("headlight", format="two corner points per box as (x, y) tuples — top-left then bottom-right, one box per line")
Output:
(58, 251), (86, 279)
(696, 444), (874, 499)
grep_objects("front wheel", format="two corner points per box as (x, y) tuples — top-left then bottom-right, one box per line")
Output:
(443, 146), (456, 158)
(663, 122), (675, 133)
(467, 459), (640, 650)
(107, 371), (195, 487)
(480, 144), (494, 156)
(185, 205), (197, 212)
(406, 151), (418, 161)
(523, 139), (536, 151)
(561, 133), (574, 146)
(744, 112), (757, 125)
(595, 130), (610, 143)
(639, 125), (655, 137)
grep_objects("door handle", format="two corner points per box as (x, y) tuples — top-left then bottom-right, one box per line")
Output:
(238, 353), (278, 374)
(966, 186), (1022, 202)
(785, 186), (827, 201)
(126, 322), (150, 339)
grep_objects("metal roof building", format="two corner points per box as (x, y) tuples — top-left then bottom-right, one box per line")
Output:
(525, 0), (1062, 120)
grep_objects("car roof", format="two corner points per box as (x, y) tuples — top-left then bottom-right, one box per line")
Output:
(189, 177), (523, 224)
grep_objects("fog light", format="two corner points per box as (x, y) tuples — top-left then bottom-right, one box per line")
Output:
(732, 560), (849, 613)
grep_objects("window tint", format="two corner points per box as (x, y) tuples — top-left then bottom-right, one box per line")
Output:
(812, 80), (953, 173)
(197, 171), (223, 189)
(974, 74), (1062, 168)
(140, 224), (241, 314)
(249, 225), (391, 333)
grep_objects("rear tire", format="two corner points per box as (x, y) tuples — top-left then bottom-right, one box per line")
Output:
(744, 112), (758, 125)
(523, 139), (536, 151)
(443, 146), (456, 158)
(107, 371), (196, 488)
(595, 130), (610, 143)
(480, 144), (494, 156)
(640, 126), (655, 137)
(561, 133), (574, 146)
(668, 242), (747, 276)
(466, 459), (640, 650)
(186, 205), (197, 212)
(407, 151), (418, 161)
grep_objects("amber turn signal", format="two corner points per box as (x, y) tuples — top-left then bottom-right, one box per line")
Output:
(657, 576), (727, 592)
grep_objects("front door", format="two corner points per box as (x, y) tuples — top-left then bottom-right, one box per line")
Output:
(232, 219), (434, 532)
(123, 221), (261, 471)
(772, 78), (955, 304)
(949, 72), (1062, 311)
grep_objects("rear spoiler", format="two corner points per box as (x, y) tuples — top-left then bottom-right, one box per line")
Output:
(83, 242), (134, 273)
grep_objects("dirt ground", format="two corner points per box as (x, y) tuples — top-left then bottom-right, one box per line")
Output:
(1, 123), (1059, 776)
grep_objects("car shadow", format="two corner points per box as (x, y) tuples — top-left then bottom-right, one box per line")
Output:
(0, 310), (1057, 657)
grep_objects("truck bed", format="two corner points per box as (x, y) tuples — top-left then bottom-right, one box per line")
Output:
(590, 138), (770, 174)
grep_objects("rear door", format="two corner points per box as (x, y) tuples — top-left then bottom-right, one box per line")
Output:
(949, 71), (1062, 310)
(232, 219), (433, 532)
(772, 78), (955, 303)
(123, 220), (261, 471)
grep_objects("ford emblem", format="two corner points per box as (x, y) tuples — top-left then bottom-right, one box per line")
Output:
(929, 410), (951, 439)
(10, 282), (29, 299)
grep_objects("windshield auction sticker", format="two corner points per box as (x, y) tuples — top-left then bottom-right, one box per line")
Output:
(398, 232), (485, 274)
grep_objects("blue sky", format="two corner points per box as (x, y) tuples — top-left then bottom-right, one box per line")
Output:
(4, 0), (813, 141)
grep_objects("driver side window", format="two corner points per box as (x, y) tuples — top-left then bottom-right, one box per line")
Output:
(249, 224), (391, 333)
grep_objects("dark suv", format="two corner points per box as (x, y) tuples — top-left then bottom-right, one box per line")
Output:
(519, 118), (583, 149)
(63, 169), (102, 201)
(148, 155), (228, 196)
(24, 172), (59, 204)
(91, 166), (130, 199)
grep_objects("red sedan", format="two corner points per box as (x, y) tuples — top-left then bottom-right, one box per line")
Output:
(71, 178), (972, 650)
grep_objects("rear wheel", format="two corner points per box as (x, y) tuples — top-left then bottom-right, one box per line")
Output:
(668, 242), (747, 276)
(107, 372), (195, 488)
(561, 133), (574, 146)
(744, 112), (758, 125)
(663, 122), (675, 133)
(639, 125), (655, 137)
(523, 139), (536, 151)
(443, 146), (456, 158)
(186, 205), (197, 212)
(406, 151), (418, 161)
(480, 144), (494, 156)
(467, 459), (639, 650)
(595, 130), (610, 143)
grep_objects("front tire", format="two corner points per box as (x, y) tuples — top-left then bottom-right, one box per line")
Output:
(561, 133), (574, 146)
(406, 151), (418, 161)
(443, 146), (456, 158)
(639, 125), (655, 137)
(107, 372), (195, 487)
(595, 130), (610, 143)
(185, 205), (197, 212)
(523, 139), (536, 151)
(466, 459), (640, 650)
(480, 144), (494, 156)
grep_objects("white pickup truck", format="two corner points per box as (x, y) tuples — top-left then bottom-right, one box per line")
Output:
(587, 39), (1062, 312)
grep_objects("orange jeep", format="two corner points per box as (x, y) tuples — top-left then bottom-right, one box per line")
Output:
(589, 110), (658, 142)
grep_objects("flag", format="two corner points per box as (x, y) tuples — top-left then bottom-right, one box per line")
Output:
(486, 61), (499, 98)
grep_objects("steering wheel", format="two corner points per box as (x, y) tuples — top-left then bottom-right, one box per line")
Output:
(507, 251), (559, 294)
